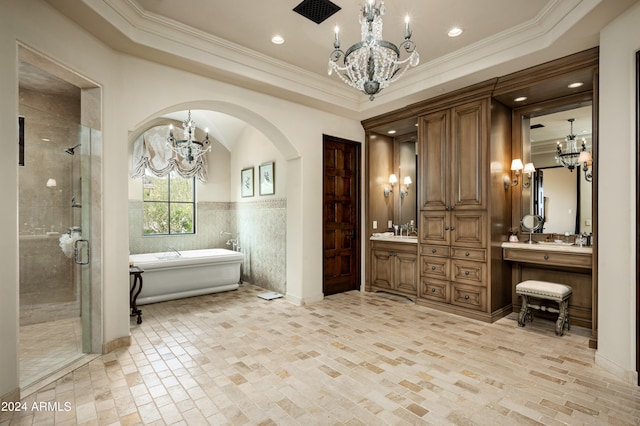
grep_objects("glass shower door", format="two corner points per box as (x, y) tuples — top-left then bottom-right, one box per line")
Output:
(77, 126), (92, 353)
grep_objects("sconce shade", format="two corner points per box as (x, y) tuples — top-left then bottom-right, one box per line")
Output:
(510, 159), (524, 171)
(389, 174), (398, 184)
(403, 176), (412, 185)
(523, 163), (536, 174)
(46, 178), (57, 187)
(578, 151), (592, 164)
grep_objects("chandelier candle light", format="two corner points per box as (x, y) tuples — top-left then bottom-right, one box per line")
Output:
(328, 0), (419, 101)
(555, 118), (589, 172)
(167, 110), (211, 163)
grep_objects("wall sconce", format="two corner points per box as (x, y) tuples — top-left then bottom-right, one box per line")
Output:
(400, 176), (412, 198)
(578, 151), (593, 182)
(523, 162), (535, 188)
(46, 178), (57, 187)
(510, 159), (524, 186)
(384, 173), (397, 197)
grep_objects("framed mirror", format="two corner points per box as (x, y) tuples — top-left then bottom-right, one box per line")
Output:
(397, 136), (417, 227)
(519, 102), (593, 235)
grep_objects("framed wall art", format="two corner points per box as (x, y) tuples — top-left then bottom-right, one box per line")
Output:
(259, 161), (275, 195)
(241, 167), (254, 197)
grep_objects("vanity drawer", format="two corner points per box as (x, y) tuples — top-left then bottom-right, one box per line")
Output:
(451, 247), (486, 262)
(420, 244), (450, 258)
(503, 247), (591, 269)
(451, 283), (486, 311)
(451, 259), (486, 286)
(419, 277), (450, 303)
(420, 256), (449, 279)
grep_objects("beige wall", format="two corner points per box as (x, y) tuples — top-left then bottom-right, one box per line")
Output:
(597, 1), (640, 384)
(0, 0), (364, 399)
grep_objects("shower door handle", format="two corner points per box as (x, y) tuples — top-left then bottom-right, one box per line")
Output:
(74, 238), (90, 265)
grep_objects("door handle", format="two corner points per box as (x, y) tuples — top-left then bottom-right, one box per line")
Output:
(74, 238), (90, 265)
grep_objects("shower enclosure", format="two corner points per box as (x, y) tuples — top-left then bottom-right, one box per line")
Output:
(18, 103), (93, 387)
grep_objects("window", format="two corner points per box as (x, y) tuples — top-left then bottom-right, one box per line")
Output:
(143, 172), (195, 235)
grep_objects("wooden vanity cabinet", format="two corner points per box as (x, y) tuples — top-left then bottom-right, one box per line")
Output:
(416, 91), (512, 322)
(418, 100), (486, 211)
(371, 240), (418, 298)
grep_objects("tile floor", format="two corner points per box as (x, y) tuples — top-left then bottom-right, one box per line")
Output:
(19, 317), (85, 388)
(2, 283), (639, 425)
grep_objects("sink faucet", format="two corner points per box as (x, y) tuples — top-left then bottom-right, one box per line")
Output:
(168, 246), (181, 257)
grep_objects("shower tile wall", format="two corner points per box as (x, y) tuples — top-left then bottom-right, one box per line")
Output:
(19, 88), (81, 326)
(129, 199), (286, 294)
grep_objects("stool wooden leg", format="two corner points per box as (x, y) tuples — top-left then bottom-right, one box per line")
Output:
(556, 299), (569, 336)
(518, 294), (529, 327)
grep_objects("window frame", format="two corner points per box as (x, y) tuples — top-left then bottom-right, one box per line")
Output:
(142, 172), (196, 236)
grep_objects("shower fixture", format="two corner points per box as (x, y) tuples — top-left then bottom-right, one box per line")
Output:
(64, 144), (81, 155)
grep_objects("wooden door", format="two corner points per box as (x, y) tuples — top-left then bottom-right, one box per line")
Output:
(418, 110), (449, 210)
(323, 135), (360, 296)
(371, 247), (393, 290)
(419, 210), (451, 246)
(450, 100), (486, 209)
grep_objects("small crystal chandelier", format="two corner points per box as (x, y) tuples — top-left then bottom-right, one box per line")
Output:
(167, 110), (211, 163)
(328, 0), (419, 101)
(555, 118), (588, 172)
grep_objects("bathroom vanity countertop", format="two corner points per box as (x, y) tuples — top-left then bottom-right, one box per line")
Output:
(501, 241), (592, 254)
(370, 235), (418, 243)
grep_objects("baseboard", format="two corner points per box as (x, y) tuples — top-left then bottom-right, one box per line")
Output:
(285, 292), (324, 306)
(102, 335), (131, 354)
(1, 387), (20, 404)
(595, 351), (638, 385)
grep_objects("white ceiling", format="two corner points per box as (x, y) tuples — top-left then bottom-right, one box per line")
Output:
(34, 0), (637, 148)
(43, 0), (638, 118)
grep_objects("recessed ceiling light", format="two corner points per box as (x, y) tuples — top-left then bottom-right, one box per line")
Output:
(42, 138), (50, 141)
(514, 96), (527, 102)
(271, 35), (285, 45)
(388, 130), (397, 135)
(568, 82), (584, 89)
(448, 27), (463, 37)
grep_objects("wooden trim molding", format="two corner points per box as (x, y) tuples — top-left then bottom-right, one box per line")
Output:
(635, 49), (640, 385)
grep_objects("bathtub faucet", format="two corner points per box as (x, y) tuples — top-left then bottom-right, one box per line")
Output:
(168, 246), (181, 257)
(221, 230), (240, 251)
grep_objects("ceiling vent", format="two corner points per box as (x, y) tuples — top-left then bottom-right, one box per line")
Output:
(293, 0), (341, 24)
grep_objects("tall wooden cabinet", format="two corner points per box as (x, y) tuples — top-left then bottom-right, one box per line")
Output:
(414, 88), (512, 322)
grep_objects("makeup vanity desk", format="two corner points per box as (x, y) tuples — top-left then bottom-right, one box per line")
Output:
(502, 241), (594, 340)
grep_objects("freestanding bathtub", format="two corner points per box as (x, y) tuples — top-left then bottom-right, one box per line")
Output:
(129, 248), (244, 305)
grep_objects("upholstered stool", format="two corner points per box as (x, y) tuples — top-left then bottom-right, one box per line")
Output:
(516, 280), (572, 336)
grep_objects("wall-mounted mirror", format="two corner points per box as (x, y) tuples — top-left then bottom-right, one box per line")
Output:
(397, 136), (417, 227)
(521, 103), (593, 235)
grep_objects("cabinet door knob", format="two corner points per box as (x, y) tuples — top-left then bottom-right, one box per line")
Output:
(450, 226), (456, 231)
(432, 248), (437, 253)
(543, 255), (549, 260)
(431, 265), (436, 271)
(465, 251), (470, 256)
(465, 295), (470, 300)
(465, 271), (470, 276)
(431, 288), (436, 293)
(444, 226), (450, 230)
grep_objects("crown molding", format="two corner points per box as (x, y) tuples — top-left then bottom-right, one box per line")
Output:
(48, 0), (603, 118)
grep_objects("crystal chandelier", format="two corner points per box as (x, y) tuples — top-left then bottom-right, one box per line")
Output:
(328, 0), (419, 101)
(555, 118), (588, 172)
(167, 110), (211, 163)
